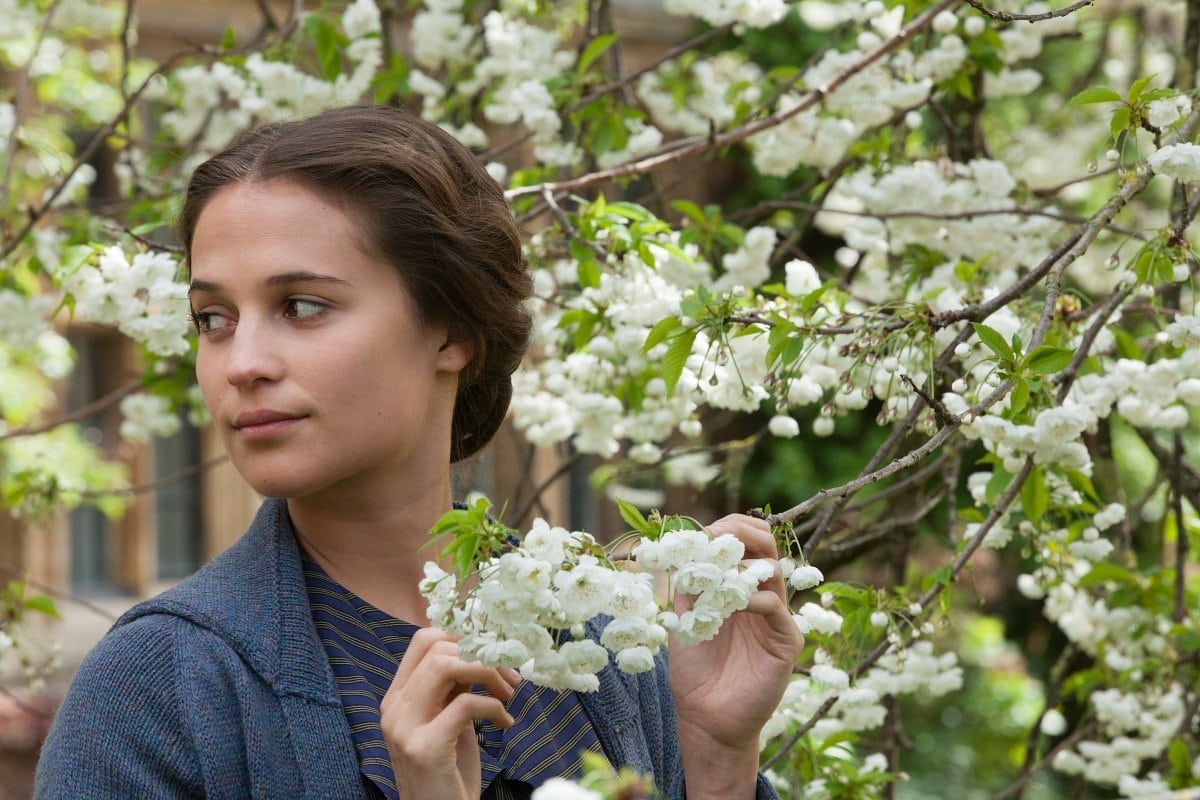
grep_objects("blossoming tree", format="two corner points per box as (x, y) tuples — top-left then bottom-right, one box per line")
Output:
(1, 0), (1198, 796)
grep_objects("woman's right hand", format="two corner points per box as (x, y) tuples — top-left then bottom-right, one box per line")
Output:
(380, 628), (520, 800)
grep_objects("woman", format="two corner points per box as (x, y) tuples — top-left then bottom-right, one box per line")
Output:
(34, 104), (801, 799)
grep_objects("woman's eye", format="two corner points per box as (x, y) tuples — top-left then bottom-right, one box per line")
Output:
(284, 298), (327, 320)
(191, 311), (230, 335)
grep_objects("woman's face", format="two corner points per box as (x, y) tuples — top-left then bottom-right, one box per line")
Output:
(188, 179), (470, 502)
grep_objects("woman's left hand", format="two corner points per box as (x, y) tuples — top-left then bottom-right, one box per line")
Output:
(668, 514), (804, 799)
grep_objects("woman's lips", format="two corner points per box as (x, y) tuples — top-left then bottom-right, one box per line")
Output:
(232, 410), (306, 441)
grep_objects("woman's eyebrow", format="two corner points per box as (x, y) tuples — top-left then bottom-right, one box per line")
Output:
(264, 270), (354, 289)
(188, 271), (353, 297)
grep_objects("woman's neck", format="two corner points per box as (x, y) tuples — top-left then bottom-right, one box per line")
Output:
(287, 480), (454, 624)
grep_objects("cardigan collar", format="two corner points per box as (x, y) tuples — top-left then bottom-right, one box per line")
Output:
(115, 498), (341, 704)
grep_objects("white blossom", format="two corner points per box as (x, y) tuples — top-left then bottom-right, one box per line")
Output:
(1148, 143), (1200, 183)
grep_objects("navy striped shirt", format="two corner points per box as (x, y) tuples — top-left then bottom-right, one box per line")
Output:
(301, 554), (604, 799)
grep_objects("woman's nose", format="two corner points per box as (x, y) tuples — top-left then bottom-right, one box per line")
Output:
(224, 319), (285, 387)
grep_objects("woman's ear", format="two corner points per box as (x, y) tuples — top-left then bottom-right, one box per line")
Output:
(436, 330), (474, 375)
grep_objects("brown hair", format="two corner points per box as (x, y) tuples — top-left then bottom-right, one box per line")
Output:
(179, 104), (532, 462)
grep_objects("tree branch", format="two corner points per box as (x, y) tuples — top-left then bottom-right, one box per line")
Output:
(961, 0), (1094, 23)
(0, 380), (142, 441)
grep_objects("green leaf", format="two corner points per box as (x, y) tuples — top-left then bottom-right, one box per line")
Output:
(643, 316), (682, 353)
(304, 15), (345, 81)
(1009, 377), (1030, 415)
(1141, 88), (1177, 103)
(661, 327), (697, 396)
(1067, 86), (1122, 106)
(671, 199), (706, 224)
(23, 594), (59, 618)
(1127, 73), (1156, 105)
(372, 53), (410, 105)
(1168, 738), (1190, 776)
(1062, 667), (1100, 702)
(129, 222), (162, 236)
(616, 499), (652, 534)
(985, 467), (1013, 506)
(220, 25), (236, 51)
(1020, 466), (1049, 525)
(921, 565), (952, 593)
(573, 252), (601, 290)
(605, 201), (654, 222)
(637, 240), (655, 267)
(1065, 470), (1101, 503)
(1025, 346), (1074, 374)
(56, 244), (95, 281)
(971, 322), (1014, 362)
(1111, 326), (1142, 359)
(1110, 106), (1131, 140)
(1077, 562), (1139, 588)
(577, 34), (617, 74)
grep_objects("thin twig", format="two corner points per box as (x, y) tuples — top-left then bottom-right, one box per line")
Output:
(790, 454), (950, 539)
(962, 0), (1094, 23)
(1172, 432), (1189, 623)
(0, 684), (52, 720)
(899, 374), (960, 428)
(512, 452), (585, 525)
(0, 561), (118, 622)
(79, 454), (230, 499)
(990, 720), (1099, 800)
(0, 379), (142, 441)
(1030, 164), (1122, 198)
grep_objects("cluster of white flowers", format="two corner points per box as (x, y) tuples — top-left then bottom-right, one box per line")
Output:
(780, 557), (824, 591)
(818, 159), (1058, 281)
(1149, 142), (1200, 184)
(422, 518), (776, 690)
(60, 246), (191, 358)
(1146, 94), (1192, 129)
(0, 290), (55, 350)
(1053, 684), (1185, 788)
(964, 347), (1200, 479)
(156, 0), (382, 153)
(512, 241), (703, 459)
(638, 54), (764, 138)
(663, 0), (788, 28)
(118, 393), (180, 443)
(530, 778), (602, 800)
(405, 7), (579, 165)
(860, 638), (963, 699)
(0, 0), (42, 66)
(514, 204), (983, 466)
(0, 424), (126, 515)
(763, 637), (962, 745)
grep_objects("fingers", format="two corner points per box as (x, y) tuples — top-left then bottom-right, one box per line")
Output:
(708, 515), (787, 603)
(381, 627), (523, 798)
(745, 589), (805, 651)
(391, 628), (520, 708)
(707, 514), (774, 559)
(382, 628), (521, 748)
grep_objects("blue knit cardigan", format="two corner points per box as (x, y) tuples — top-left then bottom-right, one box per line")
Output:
(34, 499), (779, 799)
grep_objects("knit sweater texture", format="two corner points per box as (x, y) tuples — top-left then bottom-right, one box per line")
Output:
(34, 499), (780, 799)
